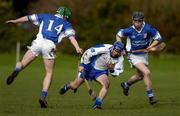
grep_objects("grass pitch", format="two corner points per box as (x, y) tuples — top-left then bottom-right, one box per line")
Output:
(0, 53), (180, 116)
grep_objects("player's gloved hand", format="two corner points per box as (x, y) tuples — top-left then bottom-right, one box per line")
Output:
(109, 70), (116, 77)
(107, 63), (115, 70)
(110, 69), (123, 77)
(109, 69), (115, 73)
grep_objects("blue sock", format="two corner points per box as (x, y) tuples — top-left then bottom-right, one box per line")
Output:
(94, 97), (103, 106)
(41, 91), (47, 99)
(124, 82), (129, 89)
(65, 83), (71, 90)
(147, 89), (154, 98)
(79, 72), (85, 78)
(15, 67), (21, 73)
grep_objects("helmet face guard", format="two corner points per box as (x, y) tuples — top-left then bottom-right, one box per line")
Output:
(132, 11), (144, 21)
(56, 6), (72, 19)
(110, 41), (124, 58)
(113, 41), (124, 53)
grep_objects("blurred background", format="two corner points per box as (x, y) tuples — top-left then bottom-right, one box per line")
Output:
(0, 0), (180, 54)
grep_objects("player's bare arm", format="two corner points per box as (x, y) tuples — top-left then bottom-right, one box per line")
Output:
(5, 16), (29, 24)
(116, 35), (122, 41)
(69, 36), (83, 54)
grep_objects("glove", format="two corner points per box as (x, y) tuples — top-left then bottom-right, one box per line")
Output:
(109, 70), (115, 73)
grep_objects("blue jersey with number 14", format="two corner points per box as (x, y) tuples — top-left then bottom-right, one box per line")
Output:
(27, 14), (74, 43)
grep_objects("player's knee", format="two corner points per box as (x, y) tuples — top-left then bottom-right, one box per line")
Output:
(137, 76), (143, 80)
(143, 70), (150, 77)
(102, 80), (110, 89)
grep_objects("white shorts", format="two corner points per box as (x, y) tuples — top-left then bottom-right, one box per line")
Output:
(28, 37), (56, 59)
(128, 53), (148, 67)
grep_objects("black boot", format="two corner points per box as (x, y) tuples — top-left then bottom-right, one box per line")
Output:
(121, 82), (129, 96)
(6, 70), (19, 85)
(59, 84), (70, 95)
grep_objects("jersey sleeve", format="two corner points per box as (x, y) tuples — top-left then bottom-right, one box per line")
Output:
(57, 21), (75, 43)
(27, 14), (44, 26)
(63, 21), (75, 38)
(117, 28), (131, 38)
(148, 25), (162, 41)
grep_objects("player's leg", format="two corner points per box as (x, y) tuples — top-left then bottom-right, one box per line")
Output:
(6, 50), (36, 85)
(135, 63), (151, 89)
(60, 71), (84, 95)
(92, 74), (109, 109)
(134, 63), (157, 104)
(37, 39), (57, 108)
(39, 58), (54, 108)
(121, 54), (146, 96)
(121, 69), (143, 96)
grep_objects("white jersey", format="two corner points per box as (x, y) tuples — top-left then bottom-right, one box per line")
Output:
(94, 52), (118, 70)
(81, 44), (124, 76)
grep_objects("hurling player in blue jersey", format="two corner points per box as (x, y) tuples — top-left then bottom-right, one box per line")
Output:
(59, 41), (124, 109)
(5, 6), (83, 108)
(116, 11), (162, 104)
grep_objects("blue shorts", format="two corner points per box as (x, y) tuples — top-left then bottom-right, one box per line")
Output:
(80, 63), (108, 81)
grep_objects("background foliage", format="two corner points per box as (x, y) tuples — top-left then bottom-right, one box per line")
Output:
(0, 0), (180, 54)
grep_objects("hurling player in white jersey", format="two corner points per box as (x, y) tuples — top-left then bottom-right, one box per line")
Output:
(5, 6), (83, 108)
(59, 41), (124, 109)
(116, 11), (162, 105)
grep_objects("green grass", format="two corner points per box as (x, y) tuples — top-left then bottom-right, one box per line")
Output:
(0, 53), (180, 116)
